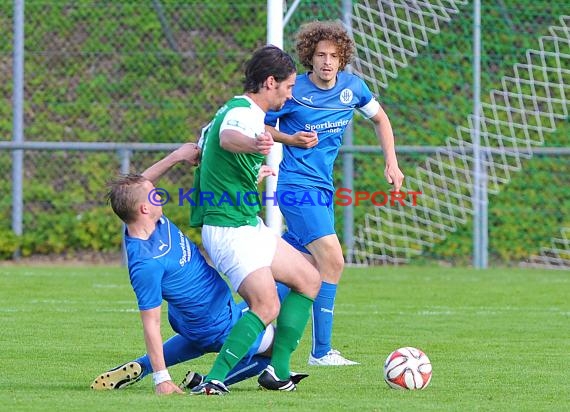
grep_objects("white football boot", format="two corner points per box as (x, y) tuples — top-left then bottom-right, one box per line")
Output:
(308, 349), (359, 366)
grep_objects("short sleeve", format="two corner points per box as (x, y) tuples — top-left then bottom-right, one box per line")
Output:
(129, 258), (164, 311)
(220, 107), (262, 138)
(356, 79), (380, 118)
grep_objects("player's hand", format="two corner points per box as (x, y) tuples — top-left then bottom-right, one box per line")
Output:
(255, 131), (274, 155)
(174, 143), (201, 166)
(257, 165), (277, 184)
(289, 131), (318, 148)
(385, 163), (404, 192)
(155, 380), (184, 395)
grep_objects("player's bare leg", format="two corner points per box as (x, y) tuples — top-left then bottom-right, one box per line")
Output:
(256, 238), (320, 389)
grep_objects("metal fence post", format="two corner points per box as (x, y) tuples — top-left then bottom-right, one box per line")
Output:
(472, 0), (488, 268)
(342, 0), (355, 264)
(12, 0), (25, 259)
(119, 148), (131, 266)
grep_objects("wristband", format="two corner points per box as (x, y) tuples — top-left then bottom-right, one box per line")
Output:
(152, 369), (171, 386)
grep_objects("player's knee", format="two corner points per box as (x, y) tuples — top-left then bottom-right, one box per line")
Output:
(265, 300), (281, 322)
(252, 299), (280, 324)
(330, 253), (345, 275)
(317, 252), (345, 278)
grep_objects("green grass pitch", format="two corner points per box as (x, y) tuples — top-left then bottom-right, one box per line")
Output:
(1, 265), (569, 411)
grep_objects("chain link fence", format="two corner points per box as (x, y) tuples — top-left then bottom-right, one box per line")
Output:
(1, 1), (273, 259)
(1, 1), (568, 265)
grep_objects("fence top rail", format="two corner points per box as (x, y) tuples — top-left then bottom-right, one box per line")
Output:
(0, 141), (569, 155)
(0, 141), (183, 151)
(339, 145), (570, 155)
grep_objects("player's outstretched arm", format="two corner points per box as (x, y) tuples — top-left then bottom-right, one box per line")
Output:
(220, 129), (274, 155)
(370, 106), (404, 191)
(142, 142), (201, 184)
(140, 307), (184, 395)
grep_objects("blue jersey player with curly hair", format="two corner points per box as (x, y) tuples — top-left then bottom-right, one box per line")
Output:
(265, 20), (405, 366)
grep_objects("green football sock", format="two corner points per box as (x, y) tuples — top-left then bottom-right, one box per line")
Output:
(205, 310), (265, 382)
(271, 291), (314, 380)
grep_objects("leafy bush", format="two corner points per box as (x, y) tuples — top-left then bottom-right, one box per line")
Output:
(0, 1), (567, 264)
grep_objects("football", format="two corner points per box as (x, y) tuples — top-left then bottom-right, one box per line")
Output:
(383, 347), (432, 390)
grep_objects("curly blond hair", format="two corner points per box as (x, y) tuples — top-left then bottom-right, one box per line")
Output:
(295, 20), (355, 71)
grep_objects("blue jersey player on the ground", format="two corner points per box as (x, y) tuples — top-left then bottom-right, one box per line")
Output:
(91, 144), (307, 394)
(265, 21), (405, 366)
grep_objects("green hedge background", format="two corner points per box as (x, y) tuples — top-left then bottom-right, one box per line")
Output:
(0, 0), (567, 264)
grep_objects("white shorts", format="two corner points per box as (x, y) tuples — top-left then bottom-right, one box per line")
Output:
(202, 217), (278, 291)
(257, 323), (275, 354)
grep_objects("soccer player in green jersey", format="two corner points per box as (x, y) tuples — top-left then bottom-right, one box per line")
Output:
(189, 45), (321, 395)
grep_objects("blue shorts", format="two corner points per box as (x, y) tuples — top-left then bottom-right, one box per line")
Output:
(276, 183), (336, 254)
(168, 300), (264, 360)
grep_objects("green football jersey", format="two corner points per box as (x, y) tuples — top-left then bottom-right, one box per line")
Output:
(190, 96), (266, 227)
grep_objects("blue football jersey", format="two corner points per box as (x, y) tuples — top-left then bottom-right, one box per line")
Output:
(265, 72), (380, 191)
(125, 216), (236, 341)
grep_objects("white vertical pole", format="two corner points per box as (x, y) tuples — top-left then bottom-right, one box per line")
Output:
(342, 0), (355, 263)
(265, 0), (284, 234)
(472, 0), (487, 268)
(12, 0), (25, 259)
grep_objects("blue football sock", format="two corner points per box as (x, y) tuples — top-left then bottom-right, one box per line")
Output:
(134, 355), (152, 378)
(135, 334), (200, 378)
(276, 281), (291, 302)
(224, 355), (270, 386)
(312, 281), (337, 358)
